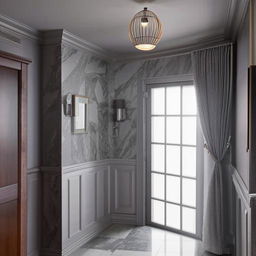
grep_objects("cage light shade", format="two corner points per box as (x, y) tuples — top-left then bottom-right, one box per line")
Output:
(129, 7), (163, 51)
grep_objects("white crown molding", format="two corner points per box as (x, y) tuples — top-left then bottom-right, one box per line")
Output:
(62, 30), (113, 61)
(0, 14), (39, 41)
(116, 34), (227, 62)
(40, 29), (113, 61)
(0, 0), (249, 61)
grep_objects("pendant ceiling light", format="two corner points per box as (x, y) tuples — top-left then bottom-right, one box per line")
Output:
(129, 7), (163, 51)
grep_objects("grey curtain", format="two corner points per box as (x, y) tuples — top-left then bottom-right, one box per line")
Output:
(192, 45), (233, 255)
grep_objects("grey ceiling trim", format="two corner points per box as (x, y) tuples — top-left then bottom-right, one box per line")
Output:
(40, 29), (113, 61)
(62, 30), (113, 61)
(0, 14), (40, 41)
(116, 34), (228, 62)
(0, 0), (249, 62)
(0, 27), (22, 46)
(224, 0), (249, 40)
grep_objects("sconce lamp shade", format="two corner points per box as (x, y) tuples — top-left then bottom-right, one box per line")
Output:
(129, 7), (163, 51)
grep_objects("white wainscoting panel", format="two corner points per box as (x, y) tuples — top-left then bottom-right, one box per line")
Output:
(110, 159), (137, 224)
(232, 167), (256, 256)
(62, 160), (111, 256)
(61, 159), (137, 255)
(27, 168), (41, 256)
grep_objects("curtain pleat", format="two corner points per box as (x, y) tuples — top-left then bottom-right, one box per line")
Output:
(192, 45), (233, 255)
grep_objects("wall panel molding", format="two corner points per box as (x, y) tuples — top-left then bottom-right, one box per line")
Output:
(61, 159), (137, 254)
(232, 166), (256, 256)
(112, 165), (136, 214)
(27, 168), (41, 256)
(62, 159), (110, 174)
(62, 160), (112, 255)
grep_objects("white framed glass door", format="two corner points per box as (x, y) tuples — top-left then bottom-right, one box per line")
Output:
(146, 81), (202, 238)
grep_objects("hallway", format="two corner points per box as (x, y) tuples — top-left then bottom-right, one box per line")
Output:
(70, 225), (215, 256)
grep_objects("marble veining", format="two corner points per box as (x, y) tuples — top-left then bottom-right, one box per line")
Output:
(108, 54), (192, 159)
(41, 44), (62, 167)
(70, 224), (218, 256)
(62, 44), (109, 166)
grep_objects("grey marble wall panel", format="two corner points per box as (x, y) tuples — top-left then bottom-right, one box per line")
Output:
(41, 43), (62, 255)
(61, 44), (109, 166)
(41, 170), (62, 255)
(108, 54), (192, 159)
(41, 44), (62, 167)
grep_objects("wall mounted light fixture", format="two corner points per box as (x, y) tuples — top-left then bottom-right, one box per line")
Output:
(112, 99), (126, 137)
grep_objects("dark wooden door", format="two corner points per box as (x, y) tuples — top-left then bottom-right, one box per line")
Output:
(0, 66), (19, 255)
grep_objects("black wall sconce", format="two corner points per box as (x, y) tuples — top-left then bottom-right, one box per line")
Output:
(112, 99), (126, 137)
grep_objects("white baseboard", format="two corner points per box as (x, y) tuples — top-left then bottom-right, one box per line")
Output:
(112, 213), (137, 225)
(61, 217), (112, 256)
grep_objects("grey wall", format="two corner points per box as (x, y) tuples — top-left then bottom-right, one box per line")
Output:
(234, 10), (250, 189)
(108, 54), (192, 159)
(0, 33), (41, 255)
(40, 40), (63, 255)
(61, 44), (109, 166)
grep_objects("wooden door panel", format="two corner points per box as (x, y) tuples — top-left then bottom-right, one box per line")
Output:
(0, 200), (18, 256)
(0, 66), (18, 188)
(0, 51), (29, 256)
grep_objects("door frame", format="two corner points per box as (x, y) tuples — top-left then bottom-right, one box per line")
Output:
(136, 74), (203, 238)
(0, 50), (31, 256)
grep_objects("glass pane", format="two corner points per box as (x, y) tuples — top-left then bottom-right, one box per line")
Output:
(151, 88), (165, 115)
(182, 178), (196, 207)
(152, 199), (165, 225)
(182, 117), (196, 145)
(166, 203), (180, 230)
(166, 86), (180, 115)
(151, 117), (165, 143)
(166, 145), (180, 175)
(151, 144), (165, 173)
(166, 176), (180, 204)
(152, 173), (165, 200)
(182, 147), (196, 177)
(182, 207), (196, 234)
(166, 117), (180, 144)
(182, 86), (197, 115)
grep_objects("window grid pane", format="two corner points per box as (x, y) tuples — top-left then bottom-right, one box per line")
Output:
(150, 84), (197, 236)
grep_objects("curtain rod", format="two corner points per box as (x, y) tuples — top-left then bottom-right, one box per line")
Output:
(191, 42), (233, 53)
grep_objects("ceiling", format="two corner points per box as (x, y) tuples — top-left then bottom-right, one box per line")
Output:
(0, 0), (239, 57)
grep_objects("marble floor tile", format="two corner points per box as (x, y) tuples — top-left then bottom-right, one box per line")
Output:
(71, 225), (220, 256)
(70, 248), (113, 256)
(112, 250), (157, 256)
(100, 224), (135, 239)
(116, 237), (163, 253)
(82, 237), (123, 251)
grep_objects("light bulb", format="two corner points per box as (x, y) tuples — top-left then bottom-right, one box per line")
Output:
(141, 17), (148, 27)
(135, 44), (156, 51)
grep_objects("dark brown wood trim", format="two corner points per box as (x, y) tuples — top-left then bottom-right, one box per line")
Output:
(17, 63), (28, 256)
(0, 50), (31, 64)
(0, 56), (22, 70)
(0, 50), (29, 256)
(249, 65), (256, 193)
(247, 66), (252, 152)
(0, 184), (18, 204)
